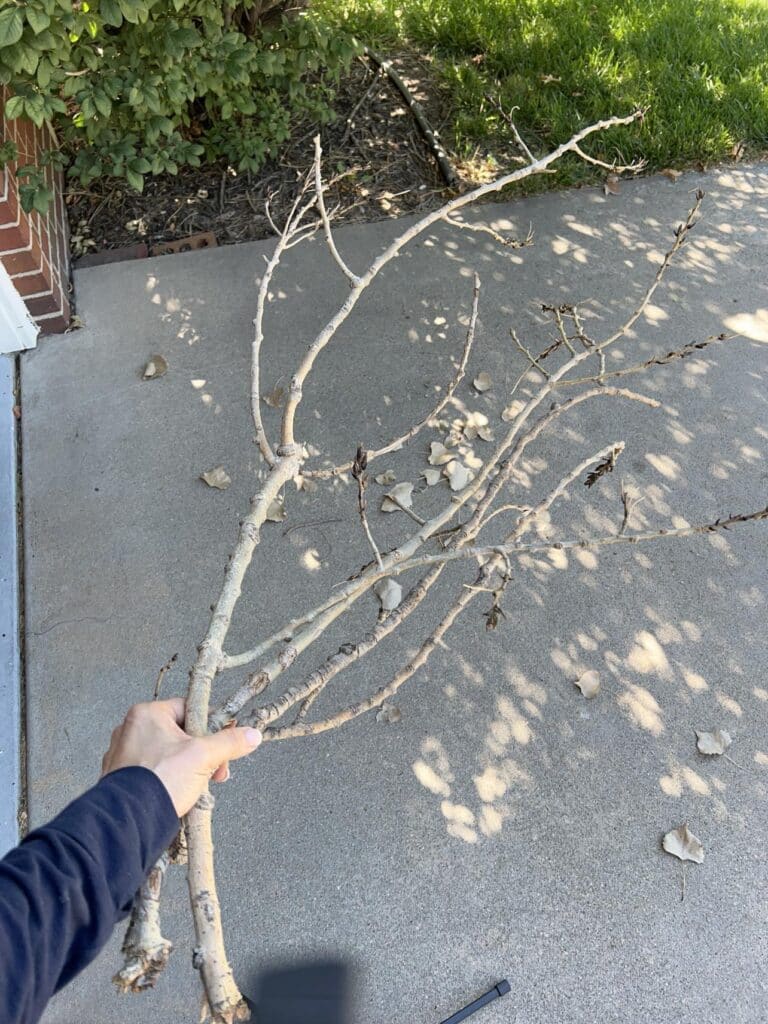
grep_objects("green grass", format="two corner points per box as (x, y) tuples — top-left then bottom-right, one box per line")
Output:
(313, 0), (768, 189)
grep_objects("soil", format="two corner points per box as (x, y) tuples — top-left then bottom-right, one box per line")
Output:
(65, 52), (473, 262)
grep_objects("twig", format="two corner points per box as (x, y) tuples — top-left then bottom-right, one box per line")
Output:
(484, 93), (536, 164)
(352, 445), (383, 570)
(313, 136), (361, 286)
(153, 653), (178, 701)
(442, 214), (534, 249)
(571, 143), (646, 174)
(364, 46), (460, 188)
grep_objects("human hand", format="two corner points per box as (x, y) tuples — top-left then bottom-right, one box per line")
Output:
(101, 698), (262, 817)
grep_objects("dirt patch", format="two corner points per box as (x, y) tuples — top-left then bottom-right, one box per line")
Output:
(66, 52), (462, 260)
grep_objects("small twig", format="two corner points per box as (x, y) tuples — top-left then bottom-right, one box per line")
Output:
(484, 93), (536, 164)
(619, 480), (644, 536)
(313, 136), (361, 286)
(153, 653), (178, 701)
(442, 214), (534, 249)
(510, 328), (550, 378)
(571, 143), (646, 174)
(352, 445), (384, 570)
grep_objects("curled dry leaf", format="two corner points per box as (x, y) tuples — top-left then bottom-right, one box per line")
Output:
(142, 355), (168, 380)
(502, 400), (525, 423)
(375, 470), (396, 485)
(660, 168), (682, 182)
(444, 460), (474, 492)
(473, 371), (493, 393)
(374, 577), (402, 612)
(574, 670), (600, 699)
(376, 702), (402, 724)
(295, 474), (318, 494)
(662, 824), (704, 864)
(463, 410), (492, 442)
(200, 466), (231, 490)
(262, 384), (285, 408)
(381, 482), (414, 513)
(422, 468), (442, 487)
(428, 441), (454, 466)
(265, 498), (286, 522)
(696, 729), (732, 756)
(603, 174), (621, 196)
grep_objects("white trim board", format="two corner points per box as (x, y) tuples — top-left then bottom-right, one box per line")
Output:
(0, 261), (38, 354)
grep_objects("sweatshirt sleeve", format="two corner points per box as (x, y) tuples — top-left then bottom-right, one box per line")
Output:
(0, 766), (179, 1024)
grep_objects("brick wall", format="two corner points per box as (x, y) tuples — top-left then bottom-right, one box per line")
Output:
(1, 87), (70, 334)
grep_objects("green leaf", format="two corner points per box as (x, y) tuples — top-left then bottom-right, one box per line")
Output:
(4, 95), (25, 119)
(0, 7), (24, 47)
(36, 56), (52, 88)
(32, 185), (54, 214)
(93, 90), (111, 117)
(25, 93), (46, 127)
(125, 166), (144, 192)
(26, 7), (51, 34)
(100, 0), (122, 27)
(129, 155), (151, 173)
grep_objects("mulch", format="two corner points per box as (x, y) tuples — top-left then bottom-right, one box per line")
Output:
(65, 52), (464, 262)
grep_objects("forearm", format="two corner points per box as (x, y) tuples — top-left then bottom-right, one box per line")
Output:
(0, 767), (178, 1024)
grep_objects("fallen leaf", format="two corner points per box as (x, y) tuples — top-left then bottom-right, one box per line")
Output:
(376, 702), (402, 724)
(574, 669), (600, 699)
(295, 475), (318, 494)
(662, 824), (704, 864)
(473, 371), (493, 392)
(477, 425), (493, 442)
(12, 405), (20, 420)
(463, 410), (490, 440)
(502, 400), (525, 422)
(142, 354), (168, 380)
(660, 168), (682, 182)
(265, 498), (286, 522)
(603, 174), (621, 196)
(374, 577), (402, 612)
(444, 460), (473, 491)
(262, 384), (285, 408)
(696, 729), (732, 756)
(428, 441), (454, 466)
(381, 482), (414, 512)
(422, 468), (442, 486)
(540, 73), (561, 84)
(459, 447), (484, 470)
(200, 466), (231, 490)
(375, 470), (396, 485)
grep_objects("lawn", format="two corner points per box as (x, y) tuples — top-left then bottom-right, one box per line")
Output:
(314, 0), (768, 188)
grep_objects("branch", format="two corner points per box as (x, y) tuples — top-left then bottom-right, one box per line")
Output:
(313, 135), (361, 286)
(571, 142), (646, 174)
(113, 853), (172, 993)
(279, 110), (645, 450)
(352, 445), (384, 570)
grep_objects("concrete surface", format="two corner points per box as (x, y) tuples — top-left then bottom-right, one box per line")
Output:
(0, 354), (21, 855)
(20, 162), (768, 1024)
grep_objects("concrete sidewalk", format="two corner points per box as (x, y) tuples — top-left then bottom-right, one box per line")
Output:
(20, 163), (768, 1024)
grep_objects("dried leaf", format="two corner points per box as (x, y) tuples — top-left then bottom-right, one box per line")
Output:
(374, 577), (402, 612)
(262, 384), (285, 408)
(463, 410), (490, 440)
(142, 354), (168, 380)
(422, 468), (442, 486)
(501, 400), (525, 422)
(295, 475), (318, 494)
(477, 425), (494, 442)
(376, 702), (402, 724)
(603, 174), (621, 196)
(662, 824), (704, 864)
(265, 498), (286, 522)
(660, 168), (682, 182)
(200, 466), (231, 490)
(574, 670), (600, 699)
(540, 73), (561, 84)
(375, 470), (396, 485)
(696, 729), (732, 756)
(428, 441), (454, 466)
(731, 140), (746, 161)
(444, 460), (473, 492)
(473, 371), (493, 392)
(381, 482), (414, 512)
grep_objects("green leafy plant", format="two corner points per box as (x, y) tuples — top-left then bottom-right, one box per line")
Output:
(0, 0), (358, 210)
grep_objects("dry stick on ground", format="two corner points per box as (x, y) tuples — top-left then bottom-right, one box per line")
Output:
(116, 112), (767, 1023)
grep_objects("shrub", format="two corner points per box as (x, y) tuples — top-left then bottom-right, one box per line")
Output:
(0, 0), (357, 210)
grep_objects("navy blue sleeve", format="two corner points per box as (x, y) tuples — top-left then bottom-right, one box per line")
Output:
(0, 766), (179, 1024)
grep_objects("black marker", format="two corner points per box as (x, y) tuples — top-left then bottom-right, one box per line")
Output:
(439, 979), (511, 1024)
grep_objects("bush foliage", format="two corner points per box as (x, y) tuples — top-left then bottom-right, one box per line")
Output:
(0, 0), (357, 209)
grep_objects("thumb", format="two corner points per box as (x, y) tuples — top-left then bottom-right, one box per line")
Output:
(198, 726), (262, 769)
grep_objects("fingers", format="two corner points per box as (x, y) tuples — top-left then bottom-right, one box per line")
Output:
(197, 727), (262, 772)
(155, 697), (187, 725)
(211, 762), (230, 783)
